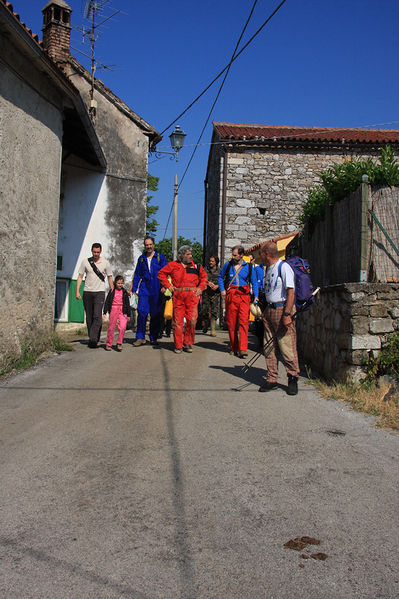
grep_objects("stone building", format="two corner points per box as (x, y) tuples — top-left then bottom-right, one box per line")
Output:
(0, 0), (158, 367)
(204, 122), (399, 264)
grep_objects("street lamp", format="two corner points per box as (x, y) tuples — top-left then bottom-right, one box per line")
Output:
(149, 125), (187, 260)
(169, 125), (186, 163)
(170, 126), (187, 260)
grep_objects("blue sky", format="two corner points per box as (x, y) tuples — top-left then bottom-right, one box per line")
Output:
(14, 1), (399, 244)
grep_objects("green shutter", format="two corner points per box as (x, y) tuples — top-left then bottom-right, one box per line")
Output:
(68, 279), (85, 323)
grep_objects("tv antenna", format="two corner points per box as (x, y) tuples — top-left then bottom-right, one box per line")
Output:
(80, 0), (120, 120)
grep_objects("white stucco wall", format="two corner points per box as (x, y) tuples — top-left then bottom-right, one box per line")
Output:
(57, 162), (109, 279)
(57, 162), (143, 283)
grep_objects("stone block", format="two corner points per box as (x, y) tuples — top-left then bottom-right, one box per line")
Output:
(348, 305), (368, 317)
(388, 306), (399, 318)
(236, 199), (253, 208)
(225, 238), (243, 247)
(350, 349), (368, 366)
(351, 335), (381, 350)
(351, 316), (370, 334)
(225, 207), (246, 215)
(234, 216), (251, 225)
(349, 292), (365, 302)
(369, 304), (389, 317)
(369, 318), (394, 334)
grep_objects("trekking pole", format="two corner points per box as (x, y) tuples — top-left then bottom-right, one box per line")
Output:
(241, 287), (320, 374)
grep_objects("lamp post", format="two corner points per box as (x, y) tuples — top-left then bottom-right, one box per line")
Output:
(168, 126), (186, 260)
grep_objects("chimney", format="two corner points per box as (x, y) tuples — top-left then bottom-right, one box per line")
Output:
(42, 0), (72, 63)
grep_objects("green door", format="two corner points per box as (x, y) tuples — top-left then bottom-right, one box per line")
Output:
(68, 279), (85, 322)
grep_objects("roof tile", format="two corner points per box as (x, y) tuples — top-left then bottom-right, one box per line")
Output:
(213, 122), (399, 145)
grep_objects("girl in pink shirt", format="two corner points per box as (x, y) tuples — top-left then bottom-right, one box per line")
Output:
(103, 275), (131, 351)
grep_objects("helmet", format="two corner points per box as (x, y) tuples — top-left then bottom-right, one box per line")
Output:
(250, 302), (262, 319)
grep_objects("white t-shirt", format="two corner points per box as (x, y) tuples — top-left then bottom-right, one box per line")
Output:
(78, 257), (112, 292)
(264, 259), (295, 303)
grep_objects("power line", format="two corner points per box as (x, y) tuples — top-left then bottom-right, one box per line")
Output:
(161, 0), (262, 239)
(159, 0), (288, 137)
(177, 0), (259, 190)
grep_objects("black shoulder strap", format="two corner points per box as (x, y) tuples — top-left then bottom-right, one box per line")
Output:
(88, 257), (105, 282)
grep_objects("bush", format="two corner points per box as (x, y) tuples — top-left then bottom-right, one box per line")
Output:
(362, 331), (399, 384)
(300, 145), (399, 232)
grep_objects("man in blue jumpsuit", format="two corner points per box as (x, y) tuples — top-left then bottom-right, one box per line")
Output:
(130, 236), (167, 346)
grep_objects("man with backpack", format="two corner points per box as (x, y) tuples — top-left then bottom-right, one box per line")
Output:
(130, 236), (167, 346)
(259, 241), (299, 395)
(218, 246), (259, 359)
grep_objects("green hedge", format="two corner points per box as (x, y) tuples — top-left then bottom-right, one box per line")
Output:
(300, 146), (399, 233)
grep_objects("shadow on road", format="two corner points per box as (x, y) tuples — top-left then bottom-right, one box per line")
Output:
(159, 351), (198, 599)
(209, 363), (266, 391)
(0, 536), (151, 599)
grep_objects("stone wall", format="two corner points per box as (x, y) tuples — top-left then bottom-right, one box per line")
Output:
(297, 283), (399, 382)
(205, 143), (380, 261)
(222, 148), (378, 253)
(0, 34), (64, 368)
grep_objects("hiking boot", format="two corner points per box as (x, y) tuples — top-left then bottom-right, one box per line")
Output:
(258, 381), (278, 392)
(183, 345), (193, 353)
(133, 338), (146, 347)
(174, 348), (182, 354)
(287, 375), (298, 396)
(117, 344), (123, 352)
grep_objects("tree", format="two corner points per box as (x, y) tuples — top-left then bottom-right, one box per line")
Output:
(146, 174), (159, 235)
(156, 236), (203, 264)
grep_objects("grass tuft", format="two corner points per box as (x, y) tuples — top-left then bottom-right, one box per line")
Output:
(0, 332), (73, 378)
(53, 333), (73, 352)
(311, 379), (399, 430)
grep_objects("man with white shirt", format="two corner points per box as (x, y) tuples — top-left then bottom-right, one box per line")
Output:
(76, 243), (113, 348)
(259, 241), (299, 395)
(130, 236), (167, 346)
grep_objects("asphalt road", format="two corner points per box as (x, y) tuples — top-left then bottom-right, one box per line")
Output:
(0, 330), (398, 599)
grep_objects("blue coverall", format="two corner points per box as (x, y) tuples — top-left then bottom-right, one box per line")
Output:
(132, 251), (167, 341)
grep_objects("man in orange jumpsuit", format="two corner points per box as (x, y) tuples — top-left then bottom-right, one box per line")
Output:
(158, 245), (208, 353)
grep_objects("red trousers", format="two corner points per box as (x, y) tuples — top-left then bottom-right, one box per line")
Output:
(225, 287), (251, 351)
(173, 290), (200, 349)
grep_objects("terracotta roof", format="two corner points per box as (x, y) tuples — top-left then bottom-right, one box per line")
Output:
(1, 0), (43, 46)
(213, 123), (399, 145)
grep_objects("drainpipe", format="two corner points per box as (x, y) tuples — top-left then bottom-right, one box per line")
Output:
(220, 147), (228, 266)
(360, 174), (370, 282)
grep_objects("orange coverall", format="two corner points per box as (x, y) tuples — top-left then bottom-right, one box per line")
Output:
(158, 261), (208, 349)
